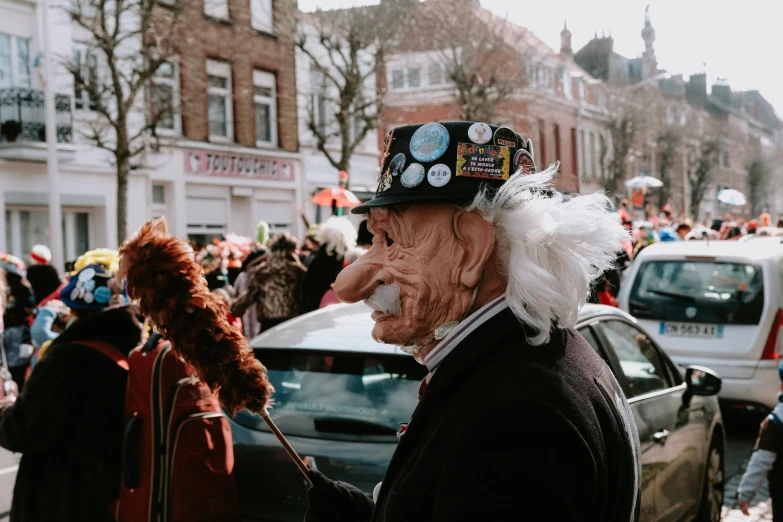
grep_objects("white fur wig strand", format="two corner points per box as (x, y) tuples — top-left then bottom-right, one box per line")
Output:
(316, 216), (358, 259)
(469, 165), (629, 346)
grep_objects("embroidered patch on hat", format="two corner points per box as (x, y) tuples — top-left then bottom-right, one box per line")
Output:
(456, 143), (511, 180)
(390, 153), (406, 176)
(493, 127), (518, 149)
(409, 123), (450, 162)
(513, 148), (536, 174)
(427, 164), (451, 187)
(467, 123), (492, 144)
(401, 163), (425, 188)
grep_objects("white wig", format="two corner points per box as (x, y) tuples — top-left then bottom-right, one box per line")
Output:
(316, 216), (358, 259)
(469, 166), (628, 345)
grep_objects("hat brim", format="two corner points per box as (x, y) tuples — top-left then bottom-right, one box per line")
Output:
(352, 192), (478, 214)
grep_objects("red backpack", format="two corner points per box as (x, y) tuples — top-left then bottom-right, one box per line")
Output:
(82, 333), (241, 522)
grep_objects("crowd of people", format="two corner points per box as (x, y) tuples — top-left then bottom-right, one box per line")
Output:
(0, 216), (374, 391)
(3, 204), (783, 387)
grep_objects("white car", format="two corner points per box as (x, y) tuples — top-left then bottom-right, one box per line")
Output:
(618, 238), (783, 411)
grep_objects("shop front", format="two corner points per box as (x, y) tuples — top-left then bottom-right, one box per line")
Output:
(143, 145), (304, 247)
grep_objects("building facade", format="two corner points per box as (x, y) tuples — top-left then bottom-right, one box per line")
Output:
(1, 0), (303, 267)
(378, 2), (607, 195)
(574, 11), (783, 221)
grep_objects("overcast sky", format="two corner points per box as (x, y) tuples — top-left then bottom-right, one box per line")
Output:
(298, 0), (783, 116)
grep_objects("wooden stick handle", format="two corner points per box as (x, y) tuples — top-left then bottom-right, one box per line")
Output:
(260, 410), (313, 486)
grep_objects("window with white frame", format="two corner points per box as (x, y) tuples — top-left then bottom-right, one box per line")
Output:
(310, 68), (328, 136)
(151, 61), (180, 133)
(406, 67), (420, 88)
(204, 0), (229, 20)
(207, 60), (232, 140)
(391, 69), (404, 90)
(562, 70), (572, 98)
(254, 69), (277, 146)
(0, 34), (31, 88)
(578, 78), (585, 99)
(428, 63), (443, 86)
(73, 44), (99, 111)
(250, 0), (273, 33)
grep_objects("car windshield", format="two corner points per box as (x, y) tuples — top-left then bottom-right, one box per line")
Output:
(629, 260), (764, 325)
(233, 348), (427, 441)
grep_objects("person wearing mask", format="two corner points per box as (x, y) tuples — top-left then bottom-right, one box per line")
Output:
(232, 233), (307, 333)
(0, 262), (138, 522)
(301, 217), (357, 313)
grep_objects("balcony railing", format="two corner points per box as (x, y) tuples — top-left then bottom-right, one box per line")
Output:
(0, 87), (73, 144)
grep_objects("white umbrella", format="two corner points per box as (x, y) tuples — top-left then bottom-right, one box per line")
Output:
(625, 175), (664, 190)
(717, 189), (747, 206)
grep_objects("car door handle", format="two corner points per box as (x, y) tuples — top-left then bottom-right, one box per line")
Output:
(653, 430), (670, 445)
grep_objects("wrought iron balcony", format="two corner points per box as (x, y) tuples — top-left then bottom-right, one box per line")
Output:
(0, 87), (73, 144)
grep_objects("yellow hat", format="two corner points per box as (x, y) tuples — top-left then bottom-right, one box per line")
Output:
(72, 248), (120, 275)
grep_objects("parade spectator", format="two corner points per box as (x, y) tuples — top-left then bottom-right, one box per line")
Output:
(26, 245), (62, 305)
(232, 233), (307, 333)
(300, 224), (321, 268)
(234, 246), (270, 339)
(737, 360), (783, 517)
(676, 222), (692, 240)
(746, 220), (759, 235)
(29, 300), (70, 367)
(213, 287), (243, 334)
(319, 247), (367, 309)
(301, 217), (357, 313)
(777, 216), (783, 229)
(0, 254), (36, 388)
(0, 303), (143, 521)
(760, 212), (772, 228)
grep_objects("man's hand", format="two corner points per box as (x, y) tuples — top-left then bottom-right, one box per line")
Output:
(305, 470), (374, 522)
(738, 499), (751, 516)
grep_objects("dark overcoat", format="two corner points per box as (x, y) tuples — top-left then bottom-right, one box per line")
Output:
(0, 306), (142, 522)
(371, 308), (641, 522)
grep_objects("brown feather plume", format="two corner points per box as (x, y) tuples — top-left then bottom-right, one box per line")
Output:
(118, 218), (273, 415)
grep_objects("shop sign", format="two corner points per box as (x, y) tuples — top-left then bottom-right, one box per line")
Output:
(184, 149), (295, 181)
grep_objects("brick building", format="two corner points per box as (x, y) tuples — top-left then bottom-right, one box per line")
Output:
(147, 0), (304, 244)
(378, 1), (607, 194)
(0, 0), (305, 265)
(575, 10), (783, 221)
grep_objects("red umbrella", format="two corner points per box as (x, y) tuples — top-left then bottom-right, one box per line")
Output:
(311, 187), (361, 208)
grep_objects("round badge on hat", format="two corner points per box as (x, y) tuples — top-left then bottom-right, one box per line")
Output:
(401, 163), (425, 188)
(494, 127), (518, 149)
(409, 123), (450, 162)
(513, 149), (536, 175)
(467, 123), (492, 145)
(427, 164), (452, 187)
(390, 153), (407, 176)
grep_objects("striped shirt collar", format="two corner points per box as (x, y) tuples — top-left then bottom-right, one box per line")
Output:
(423, 294), (509, 373)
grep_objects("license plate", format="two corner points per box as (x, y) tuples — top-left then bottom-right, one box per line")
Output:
(660, 322), (724, 339)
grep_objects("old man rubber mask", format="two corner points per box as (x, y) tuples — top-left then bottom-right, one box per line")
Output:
(334, 203), (496, 358)
(333, 122), (534, 359)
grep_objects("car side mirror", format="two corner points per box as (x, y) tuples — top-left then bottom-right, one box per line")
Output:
(685, 366), (722, 396)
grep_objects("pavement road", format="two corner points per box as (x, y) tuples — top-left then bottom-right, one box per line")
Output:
(0, 412), (768, 521)
(0, 448), (19, 521)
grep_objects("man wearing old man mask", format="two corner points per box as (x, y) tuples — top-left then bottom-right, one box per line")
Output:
(304, 122), (641, 522)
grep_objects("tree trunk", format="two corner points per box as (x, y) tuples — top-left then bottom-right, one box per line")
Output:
(116, 156), (130, 244)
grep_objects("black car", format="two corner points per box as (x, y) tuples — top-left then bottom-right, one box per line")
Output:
(229, 303), (724, 522)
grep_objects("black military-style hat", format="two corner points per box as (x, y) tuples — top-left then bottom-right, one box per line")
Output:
(353, 121), (536, 214)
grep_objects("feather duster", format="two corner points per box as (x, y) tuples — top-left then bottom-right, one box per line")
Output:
(117, 218), (272, 415)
